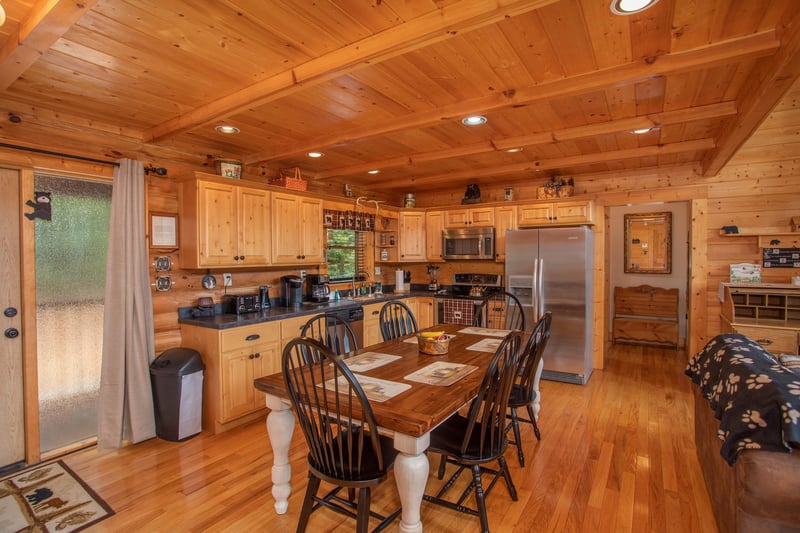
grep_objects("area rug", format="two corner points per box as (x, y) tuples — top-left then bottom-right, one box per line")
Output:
(0, 460), (114, 532)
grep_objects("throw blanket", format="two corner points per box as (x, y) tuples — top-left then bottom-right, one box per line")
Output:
(685, 334), (800, 465)
(442, 299), (475, 326)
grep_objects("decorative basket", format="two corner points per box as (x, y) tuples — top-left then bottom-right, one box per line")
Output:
(417, 334), (451, 355)
(558, 185), (574, 198)
(215, 159), (242, 179)
(537, 186), (557, 199)
(270, 167), (308, 191)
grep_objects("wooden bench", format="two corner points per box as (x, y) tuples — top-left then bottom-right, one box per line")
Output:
(613, 285), (680, 347)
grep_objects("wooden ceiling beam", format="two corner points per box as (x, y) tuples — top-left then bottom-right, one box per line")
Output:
(0, 0), (98, 91)
(314, 102), (736, 180)
(143, 0), (559, 143)
(375, 138), (716, 191)
(247, 31), (776, 165)
(702, 10), (800, 176)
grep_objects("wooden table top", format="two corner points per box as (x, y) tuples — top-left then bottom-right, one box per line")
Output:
(254, 324), (514, 437)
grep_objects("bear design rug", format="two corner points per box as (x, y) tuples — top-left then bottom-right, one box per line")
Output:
(0, 461), (114, 532)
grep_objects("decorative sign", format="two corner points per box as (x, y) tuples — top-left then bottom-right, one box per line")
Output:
(762, 248), (800, 268)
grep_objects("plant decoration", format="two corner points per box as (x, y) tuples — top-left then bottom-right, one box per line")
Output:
(538, 176), (575, 199)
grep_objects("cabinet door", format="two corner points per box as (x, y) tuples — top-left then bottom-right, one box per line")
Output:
(271, 193), (303, 264)
(198, 181), (239, 266)
(363, 302), (383, 347)
(518, 203), (554, 226)
(399, 211), (426, 261)
(221, 349), (257, 422)
(445, 209), (470, 227)
(425, 211), (444, 261)
(238, 187), (271, 265)
(494, 205), (517, 261)
(553, 200), (593, 225)
(416, 297), (435, 329)
(469, 207), (495, 226)
(300, 197), (323, 263)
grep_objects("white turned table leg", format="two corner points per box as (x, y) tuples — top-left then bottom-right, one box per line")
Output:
(266, 394), (294, 514)
(393, 432), (430, 533)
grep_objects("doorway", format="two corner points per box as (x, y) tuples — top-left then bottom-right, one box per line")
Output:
(33, 173), (112, 455)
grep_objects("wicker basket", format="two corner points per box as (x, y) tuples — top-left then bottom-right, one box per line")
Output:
(558, 185), (574, 198)
(270, 167), (308, 191)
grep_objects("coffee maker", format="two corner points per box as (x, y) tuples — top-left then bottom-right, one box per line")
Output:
(306, 274), (331, 302)
(279, 275), (303, 307)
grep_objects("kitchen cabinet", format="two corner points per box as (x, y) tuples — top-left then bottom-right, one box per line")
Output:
(376, 216), (398, 263)
(517, 199), (594, 227)
(720, 283), (800, 355)
(181, 322), (280, 434)
(363, 301), (384, 347)
(271, 192), (324, 265)
(493, 205), (517, 261)
(180, 179), (271, 268)
(279, 315), (312, 354)
(425, 211), (444, 262)
(444, 207), (495, 228)
(398, 210), (426, 262)
(413, 297), (435, 329)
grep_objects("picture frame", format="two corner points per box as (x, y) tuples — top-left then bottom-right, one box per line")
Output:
(624, 212), (672, 274)
(323, 213), (333, 226)
(150, 212), (179, 249)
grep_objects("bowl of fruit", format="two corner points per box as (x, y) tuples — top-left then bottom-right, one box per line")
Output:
(417, 331), (452, 355)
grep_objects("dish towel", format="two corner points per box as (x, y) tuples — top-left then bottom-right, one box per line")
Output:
(443, 299), (475, 325)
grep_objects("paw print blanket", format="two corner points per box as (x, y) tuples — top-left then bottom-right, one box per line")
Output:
(686, 333), (800, 464)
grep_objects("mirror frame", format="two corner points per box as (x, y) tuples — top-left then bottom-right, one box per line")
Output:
(624, 212), (672, 274)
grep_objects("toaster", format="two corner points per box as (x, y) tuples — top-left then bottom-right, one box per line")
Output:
(225, 294), (261, 315)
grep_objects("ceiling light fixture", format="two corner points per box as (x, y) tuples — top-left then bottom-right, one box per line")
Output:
(307, 151), (324, 158)
(0, 1), (6, 28)
(505, 147), (523, 153)
(461, 115), (487, 126)
(631, 127), (653, 134)
(610, 0), (659, 15)
(367, 170), (380, 174)
(215, 125), (240, 134)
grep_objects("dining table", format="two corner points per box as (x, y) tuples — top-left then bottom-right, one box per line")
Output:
(253, 323), (515, 533)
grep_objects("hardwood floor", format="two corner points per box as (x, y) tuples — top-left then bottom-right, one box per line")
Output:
(64, 342), (718, 532)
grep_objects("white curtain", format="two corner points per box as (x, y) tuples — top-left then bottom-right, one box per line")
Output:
(97, 159), (156, 448)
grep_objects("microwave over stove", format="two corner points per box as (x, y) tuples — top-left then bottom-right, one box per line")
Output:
(442, 227), (495, 260)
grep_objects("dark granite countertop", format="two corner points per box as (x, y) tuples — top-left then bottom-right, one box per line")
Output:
(178, 290), (436, 330)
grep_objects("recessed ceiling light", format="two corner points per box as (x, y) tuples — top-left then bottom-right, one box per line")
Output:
(307, 151), (324, 158)
(461, 115), (487, 126)
(505, 147), (523, 153)
(215, 125), (240, 134)
(367, 170), (380, 174)
(610, 0), (659, 15)
(631, 127), (653, 134)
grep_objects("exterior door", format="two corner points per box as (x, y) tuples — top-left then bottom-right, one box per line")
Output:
(0, 168), (25, 469)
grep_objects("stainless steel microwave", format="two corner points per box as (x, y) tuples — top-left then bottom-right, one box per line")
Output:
(442, 227), (495, 260)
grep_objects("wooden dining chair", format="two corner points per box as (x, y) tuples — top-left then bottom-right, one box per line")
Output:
(300, 313), (359, 355)
(474, 291), (525, 331)
(424, 332), (522, 533)
(506, 312), (552, 466)
(378, 300), (418, 341)
(282, 337), (401, 533)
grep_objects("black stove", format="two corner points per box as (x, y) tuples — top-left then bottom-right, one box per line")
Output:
(445, 273), (503, 299)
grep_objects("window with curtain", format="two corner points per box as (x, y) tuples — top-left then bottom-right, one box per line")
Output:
(327, 229), (366, 282)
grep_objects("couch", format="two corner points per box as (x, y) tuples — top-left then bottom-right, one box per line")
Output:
(686, 334), (800, 532)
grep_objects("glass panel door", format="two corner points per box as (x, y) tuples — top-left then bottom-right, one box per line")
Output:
(33, 174), (111, 454)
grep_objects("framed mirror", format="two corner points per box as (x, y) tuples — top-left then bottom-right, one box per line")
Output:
(624, 212), (672, 274)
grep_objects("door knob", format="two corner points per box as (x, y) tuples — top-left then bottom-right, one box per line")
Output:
(5, 328), (19, 339)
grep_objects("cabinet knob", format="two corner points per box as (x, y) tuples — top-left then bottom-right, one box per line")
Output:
(234, 255), (239, 260)
(248, 354), (255, 359)
(240, 255), (245, 260)
(254, 352), (261, 358)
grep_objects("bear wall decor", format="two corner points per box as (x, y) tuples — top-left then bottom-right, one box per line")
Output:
(25, 192), (52, 220)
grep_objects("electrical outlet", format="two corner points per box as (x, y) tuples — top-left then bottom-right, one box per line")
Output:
(375, 266), (381, 276)
(299, 270), (306, 279)
(223, 273), (232, 287)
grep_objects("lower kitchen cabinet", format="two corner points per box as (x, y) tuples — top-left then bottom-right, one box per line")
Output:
(408, 297), (435, 329)
(363, 302), (384, 347)
(181, 322), (280, 434)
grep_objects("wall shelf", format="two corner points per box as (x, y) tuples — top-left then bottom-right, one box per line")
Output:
(719, 229), (800, 251)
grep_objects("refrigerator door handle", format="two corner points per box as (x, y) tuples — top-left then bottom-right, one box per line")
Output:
(538, 258), (545, 318)
(532, 258), (539, 322)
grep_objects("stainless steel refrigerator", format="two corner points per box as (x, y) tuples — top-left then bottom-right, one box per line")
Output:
(505, 226), (593, 385)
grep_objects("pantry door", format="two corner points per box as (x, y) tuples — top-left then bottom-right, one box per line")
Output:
(0, 167), (25, 470)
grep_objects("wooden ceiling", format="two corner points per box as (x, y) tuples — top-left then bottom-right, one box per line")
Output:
(1, 0), (800, 194)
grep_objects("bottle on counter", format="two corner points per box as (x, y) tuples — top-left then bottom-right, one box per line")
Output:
(333, 289), (339, 301)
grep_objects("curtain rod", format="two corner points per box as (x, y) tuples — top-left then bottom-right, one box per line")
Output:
(0, 142), (120, 166)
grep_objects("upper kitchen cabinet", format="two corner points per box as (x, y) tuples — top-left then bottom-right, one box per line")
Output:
(425, 211), (444, 262)
(398, 210), (426, 262)
(518, 199), (594, 227)
(494, 205), (517, 262)
(444, 207), (495, 228)
(271, 192), (323, 265)
(180, 178), (271, 268)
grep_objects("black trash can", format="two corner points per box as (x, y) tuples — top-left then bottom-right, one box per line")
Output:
(150, 348), (204, 441)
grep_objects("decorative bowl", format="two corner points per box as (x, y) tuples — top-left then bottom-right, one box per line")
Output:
(417, 334), (451, 355)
